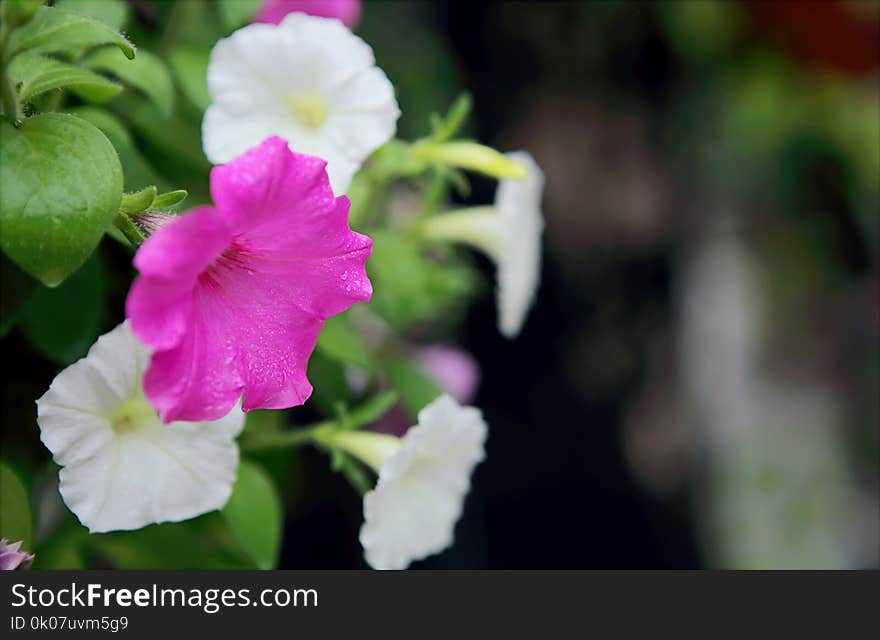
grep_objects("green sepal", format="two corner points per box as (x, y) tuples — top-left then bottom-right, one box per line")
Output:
(119, 185), (157, 214)
(150, 189), (187, 210)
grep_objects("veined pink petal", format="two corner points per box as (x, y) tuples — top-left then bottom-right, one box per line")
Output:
(254, 0), (361, 29)
(132, 206), (230, 279)
(126, 208), (230, 351)
(127, 137), (373, 422)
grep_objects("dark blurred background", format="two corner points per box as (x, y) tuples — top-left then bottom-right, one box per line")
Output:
(278, 0), (880, 568)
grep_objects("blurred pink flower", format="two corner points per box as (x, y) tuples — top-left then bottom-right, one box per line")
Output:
(414, 345), (480, 405)
(126, 137), (372, 422)
(255, 0), (361, 28)
(0, 539), (33, 571)
(373, 346), (480, 436)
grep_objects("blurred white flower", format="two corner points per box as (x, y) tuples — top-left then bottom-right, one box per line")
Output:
(202, 13), (399, 194)
(36, 323), (244, 534)
(495, 151), (545, 337)
(329, 394), (487, 569)
(422, 151), (545, 338)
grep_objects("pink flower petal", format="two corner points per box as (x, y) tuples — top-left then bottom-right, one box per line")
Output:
(127, 137), (372, 422)
(254, 0), (362, 29)
(132, 206), (230, 279)
(415, 345), (481, 405)
(126, 208), (230, 350)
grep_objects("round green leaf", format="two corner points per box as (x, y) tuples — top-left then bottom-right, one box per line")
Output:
(67, 106), (166, 191)
(222, 461), (282, 570)
(0, 463), (33, 550)
(0, 113), (123, 286)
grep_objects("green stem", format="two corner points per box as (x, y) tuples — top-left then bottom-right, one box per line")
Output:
(112, 211), (146, 248)
(239, 422), (329, 453)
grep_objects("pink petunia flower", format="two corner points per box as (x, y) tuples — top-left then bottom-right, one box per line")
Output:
(126, 137), (373, 423)
(254, 0), (361, 28)
(0, 539), (34, 571)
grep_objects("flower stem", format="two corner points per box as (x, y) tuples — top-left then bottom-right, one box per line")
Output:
(239, 422), (330, 453)
(113, 211), (146, 248)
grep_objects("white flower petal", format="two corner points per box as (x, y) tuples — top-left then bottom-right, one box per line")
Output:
(359, 394), (487, 570)
(36, 323), (245, 533)
(202, 13), (399, 194)
(496, 151), (545, 338)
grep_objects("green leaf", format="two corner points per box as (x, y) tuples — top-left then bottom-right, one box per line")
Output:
(67, 106), (166, 191)
(7, 5), (136, 60)
(0, 463), (32, 549)
(18, 252), (105, 365)
(385, 355), (441, 418)
(83, 47), (173, 115)
(150, 189), (187, 210)
(8, 53), (123, 104)
(316, 312), (373, 368)
(53, 0), (128, 31)
(368, 230), (476, 330)
(306, 351), (351, 416)
(91, 514), (255, 569)
(222, 461), (282, 570)
(125, 102), (211, 173)
(217, 0), (261, 31)
(0, 113), (123, 286)
(168, 46), (211, 112)
(370, 139), (428, 180)
(1, 0), (45, 28)
(33, 521), (89, 569)
(119, 185), (157, 214)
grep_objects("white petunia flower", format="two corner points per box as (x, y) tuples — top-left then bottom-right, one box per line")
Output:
(327, 394), (487, 569)
(202, 13), (400, 194)
(495, 151), (545, 337)
(36, 323), (244, 534)
(421, 151), (545, 338)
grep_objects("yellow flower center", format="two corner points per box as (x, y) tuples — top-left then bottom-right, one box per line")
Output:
(111, 396), (156, 433)
(287, 92), (327, 129)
